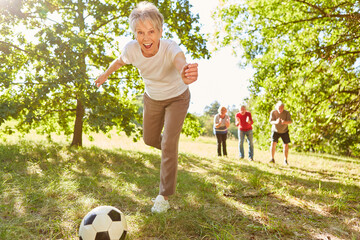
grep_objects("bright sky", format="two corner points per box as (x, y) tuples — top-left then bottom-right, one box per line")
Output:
(187, 0), (254, 114)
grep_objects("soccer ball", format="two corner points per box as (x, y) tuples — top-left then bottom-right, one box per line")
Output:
(79, 206), (127, 240)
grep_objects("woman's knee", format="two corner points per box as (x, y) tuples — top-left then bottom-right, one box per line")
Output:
(143, 135), (161, 149)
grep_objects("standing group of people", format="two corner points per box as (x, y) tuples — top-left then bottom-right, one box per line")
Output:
(95, 1), (292, 214)
(213, 101), (292, 166)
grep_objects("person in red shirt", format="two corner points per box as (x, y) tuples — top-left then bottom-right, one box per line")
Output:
(235, 105), (254, 161)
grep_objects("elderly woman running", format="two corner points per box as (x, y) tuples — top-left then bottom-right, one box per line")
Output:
(95, 1), (198, 213)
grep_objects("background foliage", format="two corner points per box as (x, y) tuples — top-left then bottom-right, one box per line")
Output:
(2, 0), (359, 157)
(214, 0), (360, 156)
(0, 0), (209, 146)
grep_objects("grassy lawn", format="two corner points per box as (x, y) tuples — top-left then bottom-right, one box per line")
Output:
(0, 132), (359, 239)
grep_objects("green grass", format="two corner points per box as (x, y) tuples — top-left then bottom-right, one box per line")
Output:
(0, 132), (359, 239)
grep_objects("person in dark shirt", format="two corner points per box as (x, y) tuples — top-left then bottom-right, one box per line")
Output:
(269, 101), (292, 165)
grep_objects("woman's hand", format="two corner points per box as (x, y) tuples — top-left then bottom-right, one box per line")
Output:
(181, 63), (198, 85)
(94, 73), (108, 88)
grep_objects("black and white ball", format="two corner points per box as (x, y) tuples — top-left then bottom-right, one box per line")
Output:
(79, 206), (127, 240)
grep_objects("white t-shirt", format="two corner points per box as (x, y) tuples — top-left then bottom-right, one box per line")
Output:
(119, 39), (188, 101)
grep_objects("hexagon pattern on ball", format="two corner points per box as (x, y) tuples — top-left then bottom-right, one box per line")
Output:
(79, 206), (127, 240)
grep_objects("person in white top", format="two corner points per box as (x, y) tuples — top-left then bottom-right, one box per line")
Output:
(213, 106), (230, 157)
(95, 1), (198, 213)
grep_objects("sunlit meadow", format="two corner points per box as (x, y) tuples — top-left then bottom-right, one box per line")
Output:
(0, 129), (359, 239)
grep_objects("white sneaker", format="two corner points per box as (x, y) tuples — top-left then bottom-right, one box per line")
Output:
(151, 195), (170, 213)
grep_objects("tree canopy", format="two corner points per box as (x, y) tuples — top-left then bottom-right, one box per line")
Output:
(215, 0), (360, 156)
(203, 100), (221, 116)
(0, 0), (209, 146)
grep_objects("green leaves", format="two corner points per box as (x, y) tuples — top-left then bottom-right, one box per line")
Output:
(1, 0), (209, 146)
(182, 113), (204, 139)
(215, 0), (360, 156)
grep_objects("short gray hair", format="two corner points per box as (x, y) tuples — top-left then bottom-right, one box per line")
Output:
(129, 1), (164, 35)
(275, 101), (284, 110)
(218, 106), (227, 114)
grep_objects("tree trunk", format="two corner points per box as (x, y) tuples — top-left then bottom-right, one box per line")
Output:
(71, 99), (85, 147)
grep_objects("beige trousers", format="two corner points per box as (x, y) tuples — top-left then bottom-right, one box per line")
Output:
(143, 88), (190, 196)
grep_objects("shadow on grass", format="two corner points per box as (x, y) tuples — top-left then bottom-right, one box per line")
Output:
(0, 141), (160, 239)
(174, 153), (360, 239)
(0, 141), (359, 239)
(300, 152), (360, 165)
